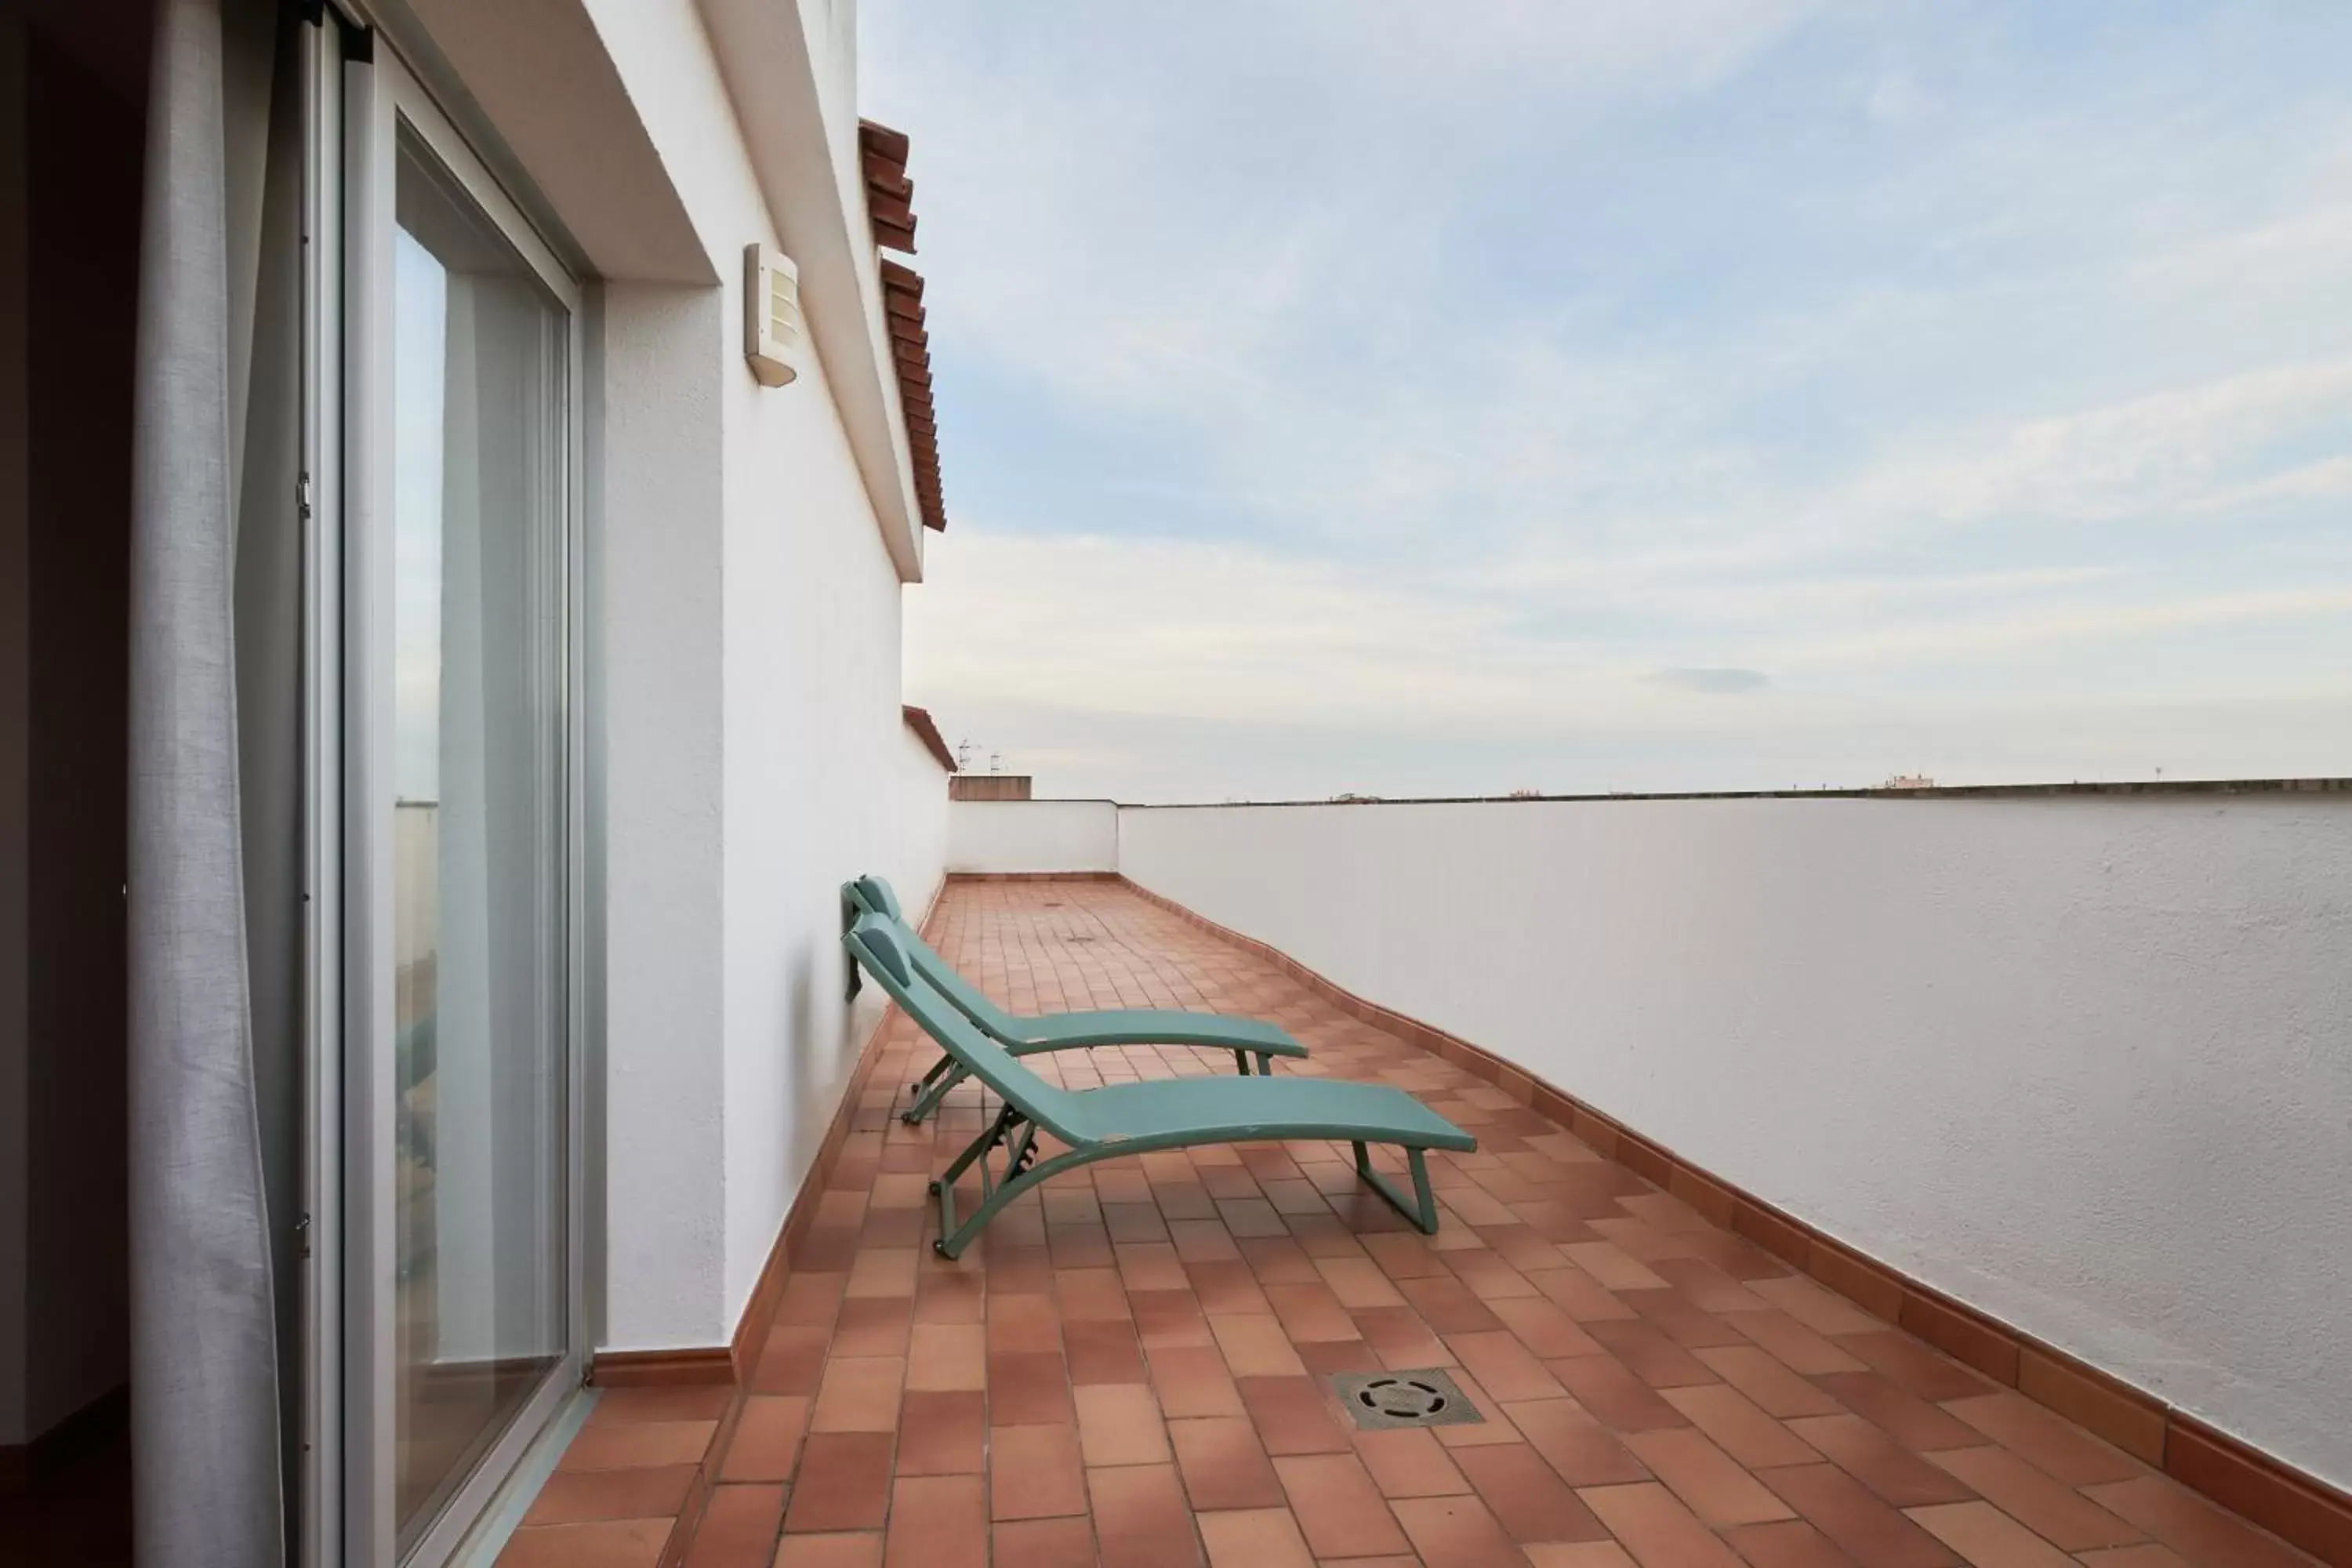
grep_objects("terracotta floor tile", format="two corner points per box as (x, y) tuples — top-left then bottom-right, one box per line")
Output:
(989, 1516), (1098, 1568)
(1451, 1443), (1610, 1544)
(1547, 1356), (1691, 1433)
(1718, 1518), (1860, 1566)
(1747, 1276), (1890, 1338)
(1169, 1417), (1285, 1511)
(777, 1272), (848, 1327)
(1730, 1310), (1871, 1377)
(1841, 1330), (1995, 1403)
(1389, 1494), (1528, 1568)
(1584, 1318), (1720, 1389)
(1756, 1461), (1962, 1567)
(1316, 1254), (1409, 1308)
(895, 1389), (985, 1476)
(1926, 1444), (2144, 1551)
(594, 1384), (736, 1425)
(904, 1323), (985, 1392)
(1147, 1343), (1246, 1418)
(991, 1423), (1089, 1520)
(1234, 1375), (1353, 1456)
(1171, 1220), (1243, 1263)
(684, 1483), (784, 1568)
(1076, 1381), (1173, 1467)
(832, 1296), (915, 1358)
(524, 1463), (698, 1524)
(1295, 1334), (1385, 1378)
(1196, 1506), (1315, 1568)
(1533, 1264), (1642, 1323)
(1489, 1294), (1606, 1360)
(722, 1396), (811, 1482)
(1942, 1395), (2145, 1486)
(1130, 1288), (1214, 1349)
(1694, 1346), (1844, 1419)
(1209, 1313), (1307, 1377)
(1116, 1242), (1191, 1293)
(1785, 1414), (1980, 1508)
(1813, 1371), (1990, 1452)
(1577, 1481), (1747, 1568)
(772, 1532), (884, 1568)
(1262, 1280), (1360, 1343)
(2079, 1475), (2316, 1568)
(1662, 1383), (1820, 1469)
(1646, 1258), (1769, 1314)
(1185, 1259), (1272, 1316)
(1058, 1267), (1137, 1322)
(1449, 1329), (1568, 1401)
(2073, 1547), (2196, 1567)
(845, 1249), (919, 1300)
(495, 1518), (670, 1567)
(1240, 1236), (1322, 1285)
(1447, 1248), (1544, 1301)
(1088, 1463), (1201, 1568)
(1353, 1424), (1475, 1497)
(987, 1349), (1076, 1426)
(883, 1475), (986, 1568)
(1360, 1232), (1454, 1279)
(782, 1433), (895, 1534)
(1560, 1243), (1670, 1294)
(1903, 1501), (2077, 1567)
(1622, 1427), (1795, 1527)
(1399, 1272), (1508, 1334)
(1523, 1544), (1641, 1567)
(1355, 1304), (1457, 1368)
(811, 1356), (905, 1433)
(1065, 1317), (1150, 1385)
(1272, 1451), (1412, 1556)
(561, 1418), (717, 1472)
(1501, 1397), (1652, 1488)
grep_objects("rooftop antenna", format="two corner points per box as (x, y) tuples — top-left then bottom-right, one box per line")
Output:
(989, 750), (1003, 775)
(955, 738), (975, 771)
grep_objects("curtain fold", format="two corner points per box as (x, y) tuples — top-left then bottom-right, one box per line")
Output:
(126, 0), (286, 1561)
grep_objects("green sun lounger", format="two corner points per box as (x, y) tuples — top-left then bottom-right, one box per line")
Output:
(844, 913), (1475, 1257)
(844, 876), (1308, 1124)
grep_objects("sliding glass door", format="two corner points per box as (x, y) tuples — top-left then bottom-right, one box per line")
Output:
(385, 117), (572, 1557)
(314, 28), (585, 1567)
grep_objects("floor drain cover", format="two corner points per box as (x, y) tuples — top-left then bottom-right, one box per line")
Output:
(1330, 1368), (1483, 1430)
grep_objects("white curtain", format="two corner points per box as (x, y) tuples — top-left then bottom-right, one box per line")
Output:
(126, 0), (285, 1560)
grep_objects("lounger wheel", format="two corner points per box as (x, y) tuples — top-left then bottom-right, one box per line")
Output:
(932, 1240), (952, 1258)
(927, 1179), (942, 1195)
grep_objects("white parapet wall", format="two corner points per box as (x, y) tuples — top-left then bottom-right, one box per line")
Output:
(949, 797), (1120, 873)
(1114, 790), (2352, 1491)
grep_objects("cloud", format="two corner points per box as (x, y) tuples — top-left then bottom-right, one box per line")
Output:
(1651, 668), (1772, 695)
(872, 2), (2352, 797)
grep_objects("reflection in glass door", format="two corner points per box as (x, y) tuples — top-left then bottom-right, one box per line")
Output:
(386, 117), (572, 1557)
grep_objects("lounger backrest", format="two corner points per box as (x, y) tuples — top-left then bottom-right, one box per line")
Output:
(843, 914), (1094, 1146)
(841, 879), (1027, 1041)
(847, 875), (903, 921)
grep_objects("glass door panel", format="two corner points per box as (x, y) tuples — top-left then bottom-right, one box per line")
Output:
(387, 121), (569, 1556)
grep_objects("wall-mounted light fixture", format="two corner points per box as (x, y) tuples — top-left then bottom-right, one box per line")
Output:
(744, 242), (800, 387)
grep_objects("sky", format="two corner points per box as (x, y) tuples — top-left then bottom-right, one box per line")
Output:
(863, 2), (2352, 803)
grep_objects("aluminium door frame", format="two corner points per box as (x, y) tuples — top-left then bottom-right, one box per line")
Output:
(304, 8), (589, 1563)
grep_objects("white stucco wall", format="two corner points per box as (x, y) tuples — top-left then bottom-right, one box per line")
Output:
(433, 0), (946, 1351)
(1116, 793), (2352, 1490)
(949, 799), (1120, 873)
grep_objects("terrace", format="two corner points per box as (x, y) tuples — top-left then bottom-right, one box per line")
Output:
(504, 871), (2337, 1567)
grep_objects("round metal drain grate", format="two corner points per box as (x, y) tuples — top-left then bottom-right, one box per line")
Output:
(1357, 1377), (1450, 1421)
(1330, 1367), (1484, 1430)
